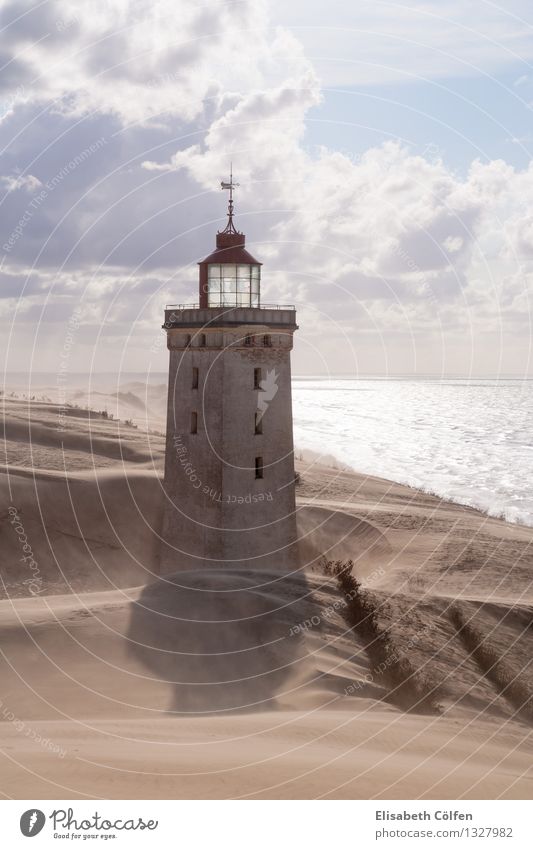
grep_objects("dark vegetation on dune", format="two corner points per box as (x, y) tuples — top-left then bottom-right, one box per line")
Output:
(321, 558), (443, 714)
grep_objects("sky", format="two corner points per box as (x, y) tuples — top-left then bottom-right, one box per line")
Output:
(1, 0), (533, 377)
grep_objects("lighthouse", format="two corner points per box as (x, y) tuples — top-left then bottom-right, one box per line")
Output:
(160, 174), (299, 571)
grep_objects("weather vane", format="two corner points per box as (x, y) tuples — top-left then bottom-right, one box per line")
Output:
(220, 163), (240, 234)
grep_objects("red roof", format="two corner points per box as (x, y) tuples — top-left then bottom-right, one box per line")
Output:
(198, 231), (262, 265)
(199, 245), (261, 265)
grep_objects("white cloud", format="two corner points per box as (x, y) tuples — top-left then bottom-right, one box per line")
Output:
(0, 173), (42, 192)
(0, 0), (532, 374)
(443, 235), (463, 253)
(163, 105), (533, 361)
(0, 0), (306, 125)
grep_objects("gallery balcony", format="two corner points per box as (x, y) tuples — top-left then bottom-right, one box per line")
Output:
(163, 304), (297, 329)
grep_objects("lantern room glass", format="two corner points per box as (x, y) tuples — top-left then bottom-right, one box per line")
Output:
(207, 264), (260, 307)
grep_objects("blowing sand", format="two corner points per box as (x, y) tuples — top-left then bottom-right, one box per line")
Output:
(1, 396), (532, 799)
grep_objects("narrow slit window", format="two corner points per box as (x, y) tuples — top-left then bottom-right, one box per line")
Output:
(263, 334), (272, 347)
(255, 456), (263, 479)
(254, 367), (262, 390)
(190, 411), (198, 434)
(185, 334), (191, 347)
(244, 334), (252, 346)
(255, 411), (263, 434)
(199, 333), (206, 347)
(192, 367), (199, 389)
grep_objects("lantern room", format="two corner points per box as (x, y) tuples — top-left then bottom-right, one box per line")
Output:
(207, 261), (260, 308)
(198, 171), (262, 309)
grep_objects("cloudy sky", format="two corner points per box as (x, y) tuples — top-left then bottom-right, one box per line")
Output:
(1, 0), (533, 377)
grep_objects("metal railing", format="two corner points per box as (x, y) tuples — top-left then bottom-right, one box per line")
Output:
(165, 303), (296, 310)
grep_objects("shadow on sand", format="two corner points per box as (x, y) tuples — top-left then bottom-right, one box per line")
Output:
(127, 568), (314, 715)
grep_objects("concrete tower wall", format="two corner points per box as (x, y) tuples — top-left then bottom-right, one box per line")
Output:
(161, 318), (298, 571)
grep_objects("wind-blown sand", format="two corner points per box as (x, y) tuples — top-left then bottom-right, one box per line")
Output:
(1, 396), (532, 799)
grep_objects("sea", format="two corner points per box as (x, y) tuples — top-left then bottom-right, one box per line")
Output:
(291, 377), (533, 527)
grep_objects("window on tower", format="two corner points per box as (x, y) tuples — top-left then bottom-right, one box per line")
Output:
(263, 334), (272, 347)
(254, 367), (262, 390)
(190, 412), (198, 434)
(192, 367), (199, 389)
(207, 263), (260, 307)
(199, 333), (206, 347)
(255, 456), (263, 479)
(255, 411), (263, 434)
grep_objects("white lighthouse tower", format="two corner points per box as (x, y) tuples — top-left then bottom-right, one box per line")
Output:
(160, 174), (299, 571)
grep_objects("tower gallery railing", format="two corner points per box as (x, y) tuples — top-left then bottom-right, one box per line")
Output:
(165, 303), (296, 310)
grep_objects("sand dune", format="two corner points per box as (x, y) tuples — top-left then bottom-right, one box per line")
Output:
(1, 467), (164, 595)
(1, 574), (532, 799)
(3, 378), (168, 432)
(1, 396), (533, 799)
(3, 399), (164, 466)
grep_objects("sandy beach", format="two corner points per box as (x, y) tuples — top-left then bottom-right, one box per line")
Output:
(1, 395), (532, 799)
